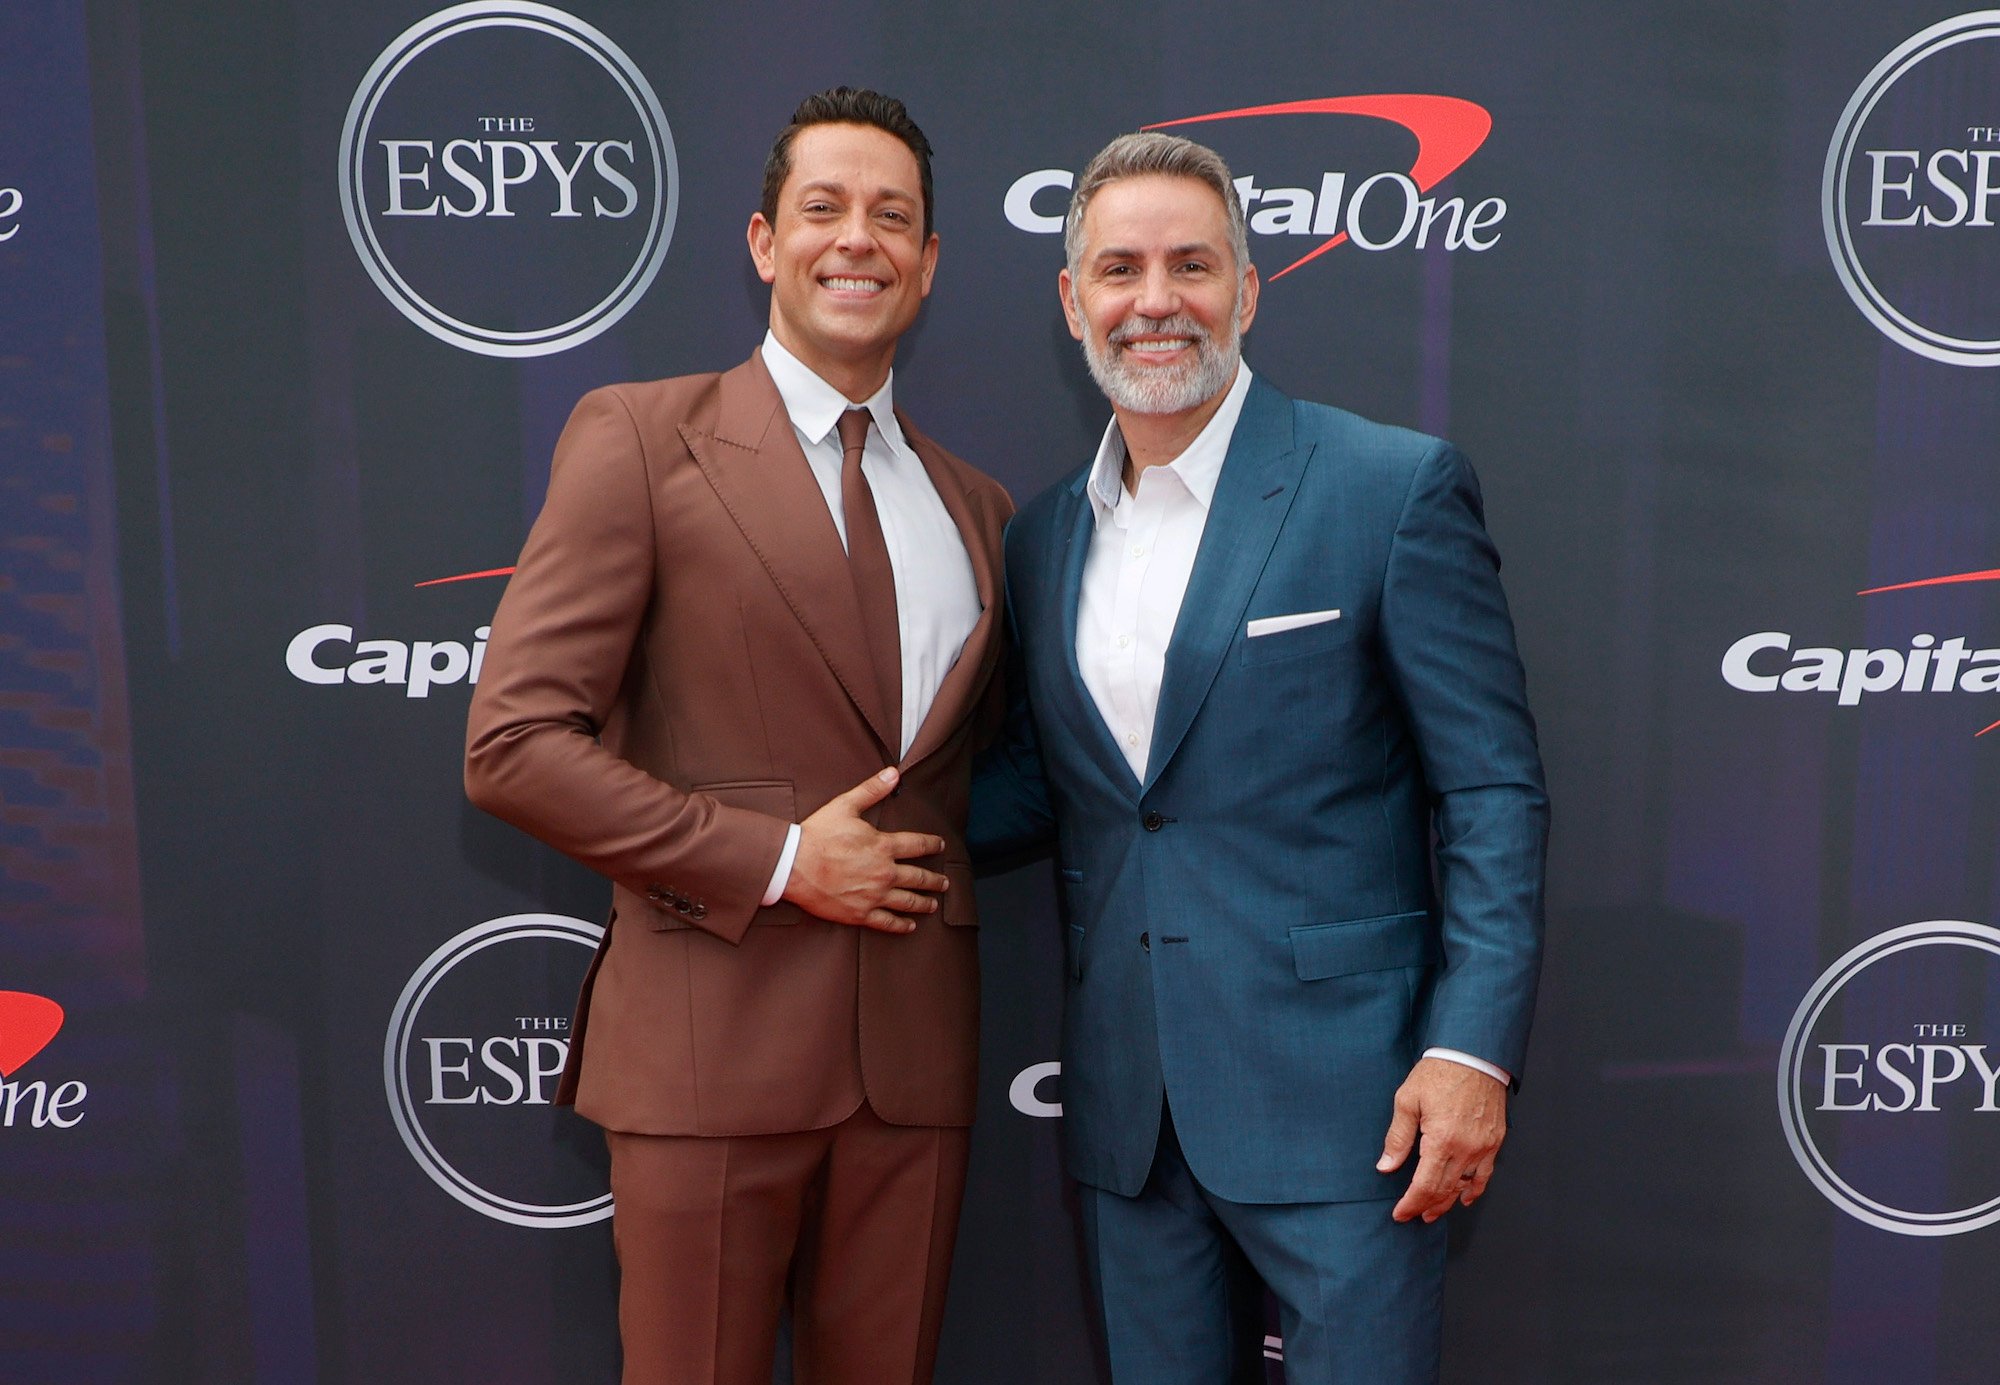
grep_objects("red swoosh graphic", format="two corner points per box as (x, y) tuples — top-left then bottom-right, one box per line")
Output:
(1146, 96), (1493, 281)
(1857, 567), (2000, 735)
(1857, 567), (2000, 596)
(415, 566), (515, 588)
(0, 992), (64, 1077)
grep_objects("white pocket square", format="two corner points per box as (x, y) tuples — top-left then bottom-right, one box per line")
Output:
(1246, 609), (1341, 638)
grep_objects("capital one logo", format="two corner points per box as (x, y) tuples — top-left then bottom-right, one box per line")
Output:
(385, 914), (608, 1226)
(1824, 12), (2000, 366)
(1779, 921), (2000, 1235)
(284, 564), (509, 697)
(1006, 96), (1506, 277)
(0, 991), (86, 1130)
(339, 3), (678, 356)
(1721, 565), (2000, 738)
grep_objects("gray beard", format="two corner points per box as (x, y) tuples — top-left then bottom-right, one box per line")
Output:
(1080, 306), (1242, 415)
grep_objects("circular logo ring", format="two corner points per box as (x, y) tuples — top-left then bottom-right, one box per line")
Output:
(384, 913), (608, 1227)
(1822, 11), (2000, 367)
(1778, 919), (2000, 1236)
(338, 2), (678, 356)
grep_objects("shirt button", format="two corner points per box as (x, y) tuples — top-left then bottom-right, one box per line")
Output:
(1125, 732), (1140, 747)
(1130, 545), (1146, 558)
(1117, 634), (1132, 649)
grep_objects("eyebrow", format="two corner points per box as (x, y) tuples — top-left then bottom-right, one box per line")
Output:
(794, 179), (919, 204)
(1091, 241), (1221, 263)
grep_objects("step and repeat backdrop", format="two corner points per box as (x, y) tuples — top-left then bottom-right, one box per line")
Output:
(4, 1), (1998, 1381)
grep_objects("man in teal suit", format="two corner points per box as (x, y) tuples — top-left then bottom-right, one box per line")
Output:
(974, 132), (1547, 1384)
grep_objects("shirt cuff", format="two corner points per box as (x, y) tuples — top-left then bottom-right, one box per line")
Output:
(761, 823), (802, 907)
(1423, 1047), (1512, 1087)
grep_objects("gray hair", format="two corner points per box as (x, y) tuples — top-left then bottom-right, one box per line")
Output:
(1062, 131), (1251, 281)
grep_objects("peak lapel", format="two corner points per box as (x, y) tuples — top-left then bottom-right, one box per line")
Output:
(681, 352), (898, 754)
(1143, 378), (1310, 794)
(897, 413), (1003, 769)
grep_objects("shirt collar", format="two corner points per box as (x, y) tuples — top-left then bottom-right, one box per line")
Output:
(1085, 361), (1255, 522)
(761, 329), (905, 453)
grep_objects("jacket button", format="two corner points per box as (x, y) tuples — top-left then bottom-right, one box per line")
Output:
(1142, 811), (1164, 831)
(1140, 931), (1150, 951)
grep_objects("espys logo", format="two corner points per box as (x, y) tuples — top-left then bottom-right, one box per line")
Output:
(1823, 12), (2000, 366)
(1779, 921), (2000, 1235)
(339, 2), (678, 356)
(0, 991), (86, 1130)
(385, 914), (609, 1227)
(1005, 96), (1505, 276)
(1722, 565), (2000, 737)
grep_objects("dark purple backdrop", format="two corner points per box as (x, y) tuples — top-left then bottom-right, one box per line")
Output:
(4, 2), (1997, 1381)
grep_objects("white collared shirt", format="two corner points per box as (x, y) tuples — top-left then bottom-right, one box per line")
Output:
(758, 331), (981, 902)
(1073, 360), (1508, 1087)
(1076, 362), (1253, 782)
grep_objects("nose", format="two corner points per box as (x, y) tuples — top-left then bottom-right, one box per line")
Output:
(834, 206), (875, 255)
(1134, 262), (1180, 319)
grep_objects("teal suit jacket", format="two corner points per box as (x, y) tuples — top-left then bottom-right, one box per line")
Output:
(974, 375), (1548, 1204)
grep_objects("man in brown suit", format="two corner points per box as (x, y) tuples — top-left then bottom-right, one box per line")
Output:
(465, 88), (1011, 1385)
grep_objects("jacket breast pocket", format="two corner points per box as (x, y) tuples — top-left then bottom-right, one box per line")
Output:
(1239, 611), (1349, 666)
(1289, 910), (1437, 980)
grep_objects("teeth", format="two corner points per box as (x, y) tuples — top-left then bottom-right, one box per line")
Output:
(823, 277), (883, 292)
(1126, 339), (1193, 354)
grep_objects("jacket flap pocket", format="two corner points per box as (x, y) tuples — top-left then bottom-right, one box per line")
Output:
(1290, 910), (1436, 980)
(940, 860), (978, 927)
(691, 778), (797, 821)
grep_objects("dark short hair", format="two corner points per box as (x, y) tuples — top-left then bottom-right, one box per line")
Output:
(761, 87), (935, 238)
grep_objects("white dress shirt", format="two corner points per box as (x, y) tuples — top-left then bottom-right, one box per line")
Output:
(1074, 361), (1508, 1087)
(757, 331), (982, 903)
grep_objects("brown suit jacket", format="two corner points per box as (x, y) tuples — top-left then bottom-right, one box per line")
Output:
(465, 350), (1011, 1136)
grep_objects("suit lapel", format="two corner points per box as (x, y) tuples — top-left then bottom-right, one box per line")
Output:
(1143, 378), (1310, 794)
(681, 352), (898, 754)
(897, 412), (1002, 770)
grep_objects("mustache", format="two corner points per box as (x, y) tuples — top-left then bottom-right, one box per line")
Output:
(1106, 314), (1211, 346)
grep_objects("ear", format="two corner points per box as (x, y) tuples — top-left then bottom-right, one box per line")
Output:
(1058, 268), (1084, 342)
(918, 231), (939, 297)
(747, 212), (777, 285)
(1235, 262), (1261, 336)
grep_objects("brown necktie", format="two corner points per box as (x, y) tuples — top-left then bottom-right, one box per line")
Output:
(837, 408), (902, 747)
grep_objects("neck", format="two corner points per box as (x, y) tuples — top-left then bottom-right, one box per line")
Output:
(1114, 382), (1233, 493)
(769, 320), (892, 403)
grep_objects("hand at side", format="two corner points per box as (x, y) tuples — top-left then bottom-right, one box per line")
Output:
(1376, 1055), (1508, 1223)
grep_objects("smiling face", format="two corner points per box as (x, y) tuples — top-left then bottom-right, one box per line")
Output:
(1060, 173), (1258, 417)
(748, 121), (938, 400)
